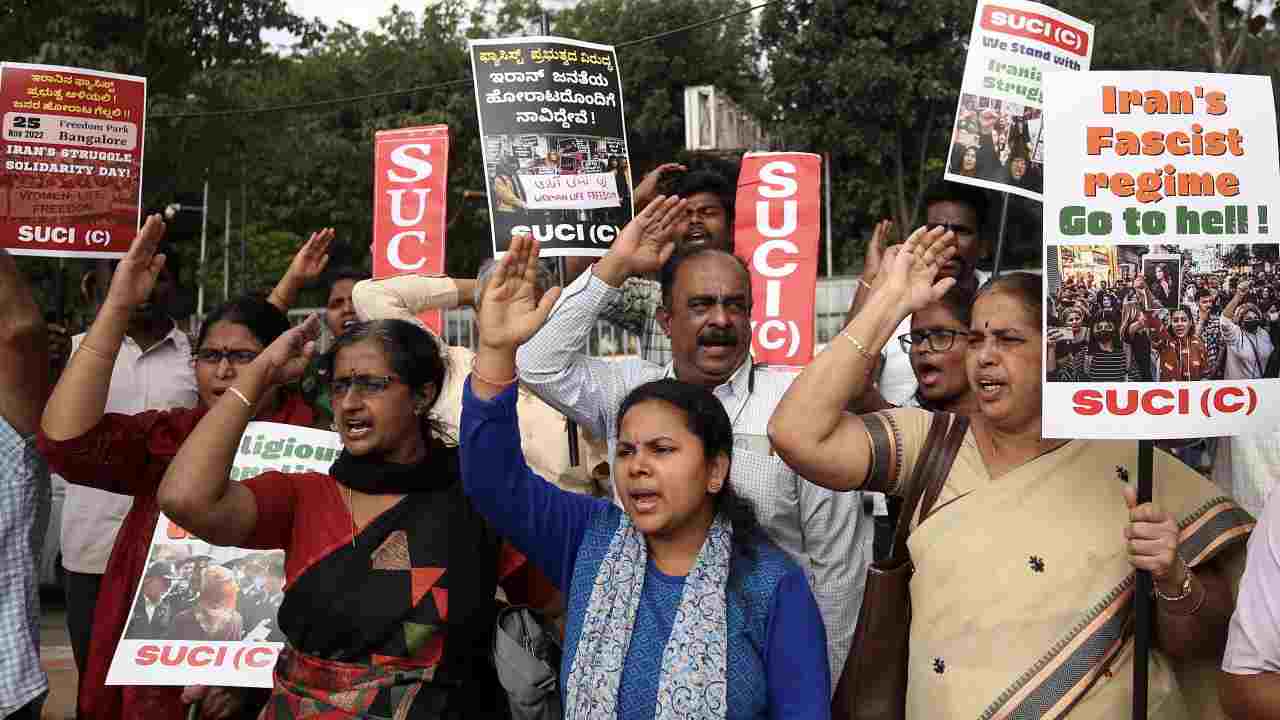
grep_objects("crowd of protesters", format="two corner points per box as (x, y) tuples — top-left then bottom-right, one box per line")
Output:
(1, 155), (1280, 720)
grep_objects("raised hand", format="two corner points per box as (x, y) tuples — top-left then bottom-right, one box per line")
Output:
(862, 219), (892, 285)
(286, 228), (333, 285)
(104, 214), (167, 312)
(878, 225), (958, 315)
(598, 194), (687, 284)
(633, 162), (686, 211)
(478, 234), (562, 351)
(257, 314), (321, 387)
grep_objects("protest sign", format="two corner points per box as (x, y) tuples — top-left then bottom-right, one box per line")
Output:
(107, 422), (342, 688)
(734, 152), (821, 367)
(470, 36), (633, 257)
(372, 125), (449, 332)
(0, 63), (145, 258)
(944, 0), (1093, 200)
(1042, 71), (1280, 440)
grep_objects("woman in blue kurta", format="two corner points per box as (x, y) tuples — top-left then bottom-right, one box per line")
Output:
(459, 232), (831, 719)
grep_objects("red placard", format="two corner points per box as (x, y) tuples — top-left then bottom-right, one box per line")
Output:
(372, 125), (449, 332)
(0, 63), (146, 258)
(733, 152), (821, 368)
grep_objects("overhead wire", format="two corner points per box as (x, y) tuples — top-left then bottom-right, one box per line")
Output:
(150, 0), (787, 121)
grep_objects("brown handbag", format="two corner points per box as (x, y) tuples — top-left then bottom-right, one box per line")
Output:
(831, 412), (969, 720)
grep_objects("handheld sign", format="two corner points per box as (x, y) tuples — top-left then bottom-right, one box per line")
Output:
(0, 63), (146, 258)
(469, 36), (633, 258)
(734, 152), (821, 367)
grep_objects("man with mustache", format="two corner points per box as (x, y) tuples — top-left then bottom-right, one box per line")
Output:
(517, 195), (869, 689)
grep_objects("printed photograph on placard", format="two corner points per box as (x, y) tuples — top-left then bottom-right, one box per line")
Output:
(1046, 243), (1280, 384)
(947, 94), (1044, 194)
(481, 132), (631, 221)
(120, 541), (287, 645)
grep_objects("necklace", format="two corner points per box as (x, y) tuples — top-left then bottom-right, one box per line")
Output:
(344, 484), (357, 548)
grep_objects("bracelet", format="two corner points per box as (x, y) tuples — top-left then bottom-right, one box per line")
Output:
(76, 343), (116, 362)
(226, 387), (254, 409)
(1153, 554), (1193, 602)
(1159, 573), (1207, 617)
(839, 330), (878, 362)
(857, 277), (874, 291)
(471, 357), (518, 387)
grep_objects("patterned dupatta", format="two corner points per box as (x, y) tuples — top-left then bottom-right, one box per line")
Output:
(902, 439), (1252, 720)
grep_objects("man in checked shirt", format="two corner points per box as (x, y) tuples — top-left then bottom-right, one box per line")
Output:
(516, 194), (872, 691)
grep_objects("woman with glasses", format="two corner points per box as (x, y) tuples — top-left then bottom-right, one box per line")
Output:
(38, 217), (316, 720)
(156, 316), (555, 718)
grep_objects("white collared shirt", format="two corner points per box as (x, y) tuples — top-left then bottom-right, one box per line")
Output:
(516, 266), (873, 687)
(60, 325), (198, 575)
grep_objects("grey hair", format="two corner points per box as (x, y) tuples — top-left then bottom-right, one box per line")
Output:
(475, 257), (556, 308)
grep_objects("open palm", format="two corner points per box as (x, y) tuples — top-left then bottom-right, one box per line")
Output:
(260, 314), (321, 386)
(882, 225), (958, 314)
(288, 228), (333, 283)
(613, 194), (687, 276)
(104, 214), (167, 310)
(478, 235), (561, 350)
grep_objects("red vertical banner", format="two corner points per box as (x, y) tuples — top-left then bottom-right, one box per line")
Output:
(0, 63), (146, 258)
(372, 125), (449, 332)
(733, 152), (821, 368)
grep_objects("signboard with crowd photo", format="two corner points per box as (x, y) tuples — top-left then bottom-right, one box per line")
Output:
(469, 36), (634, 257)
(944, 0), (1094, 200)
(0, 62), (146, 258)
(1042, 71), (1280, 440)
(107, 423), (343, 688)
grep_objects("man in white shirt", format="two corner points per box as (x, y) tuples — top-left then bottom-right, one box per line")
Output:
(516, 200), (869, 687)
(1221, 492), (1280, 716)
(60, 245), (198, 678)
(848, 182), (991, 406)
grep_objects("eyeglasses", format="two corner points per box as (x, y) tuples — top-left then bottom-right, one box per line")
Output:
(898, 329), (968, 353)
(925, 222), (976, 237)
(330, 374), (401, 399)
(195, 348), (260, 366)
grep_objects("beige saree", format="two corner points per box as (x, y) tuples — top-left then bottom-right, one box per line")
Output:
(862, 409), (1254, 720)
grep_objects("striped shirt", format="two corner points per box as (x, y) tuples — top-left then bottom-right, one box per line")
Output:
(0, 416), (50, 717)
(516, 266), (873, 688)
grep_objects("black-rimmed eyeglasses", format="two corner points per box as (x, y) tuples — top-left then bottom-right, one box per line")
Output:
(898, 329), (968, 353)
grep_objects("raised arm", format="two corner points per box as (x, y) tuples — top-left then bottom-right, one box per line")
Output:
(768, 226), (956, 491)
(41, 215), (165, 441)
(352, 274), (474, 324)
(841, 219), (891, 328)
(266, 228), (333, 312)
(516, 195), (686, 435)
(158, 316), (320, 546)
(0, 248), (48, 435)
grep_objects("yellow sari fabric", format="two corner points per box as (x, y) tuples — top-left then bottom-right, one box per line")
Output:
(877, 409), (1253, 720)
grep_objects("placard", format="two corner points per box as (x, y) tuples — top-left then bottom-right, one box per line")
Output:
(734, 152), (821, 367)
(106, 423), (342, 687)
(944, 0), (1094, 199)
(0, 63), (146, 258)
(1042, 71), (1280, 439)
(470, 36), (633, 257)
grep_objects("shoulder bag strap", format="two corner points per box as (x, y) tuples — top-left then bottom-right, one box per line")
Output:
(885, 412), (948, 565)
(918, 415), (970, 522)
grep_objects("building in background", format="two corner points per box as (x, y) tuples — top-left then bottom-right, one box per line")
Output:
(684, 85), (771, 152)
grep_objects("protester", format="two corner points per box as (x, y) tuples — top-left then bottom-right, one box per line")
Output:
(596, 162), (737, 365)
(170, 566), (244, 642)
(124, 561), (178, 640)
(39, 216), (316, 720)
(352, 266), (610, 493)
(1049, 313), (1142, 382)
(157, 316), (558, 718)
(462, 234), (830, 718)
(847, 181), (991, 407)
(0, 247), (51, 720)
(58, 229), (197, 686)
(768, 227), (1251, 717)
(516, 195), (867, 686)
(1220, 490), (1280, 718)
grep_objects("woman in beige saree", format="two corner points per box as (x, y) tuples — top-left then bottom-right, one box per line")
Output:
(769, 227), (1253, 719)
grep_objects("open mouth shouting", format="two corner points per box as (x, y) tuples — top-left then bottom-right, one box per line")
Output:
(343, 417), (372, 440)
(628, 487), (661, 513)
(974, 374), (1006, 402)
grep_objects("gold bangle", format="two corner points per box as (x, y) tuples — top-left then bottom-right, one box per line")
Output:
(226, 387), (254, 409)
(839, 330), (877, 362)
(1153, 554), (1193, 602)
(76, 343), (116, 362)
(471, 357), (518, 388)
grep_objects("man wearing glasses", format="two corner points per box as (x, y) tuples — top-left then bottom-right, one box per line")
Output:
(848, 180), (990, 407)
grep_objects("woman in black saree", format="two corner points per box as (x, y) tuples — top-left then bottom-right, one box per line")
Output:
(159, 317), (555, 719)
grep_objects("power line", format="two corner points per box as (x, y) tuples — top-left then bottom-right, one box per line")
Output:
(151, 0), (787, 121)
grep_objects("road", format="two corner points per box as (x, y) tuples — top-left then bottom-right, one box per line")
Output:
(38, 590), (75, 720)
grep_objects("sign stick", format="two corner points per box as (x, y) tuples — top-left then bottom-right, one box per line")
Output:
(1132, 438), (1154, 720)
(992, 191), (1011, 278)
